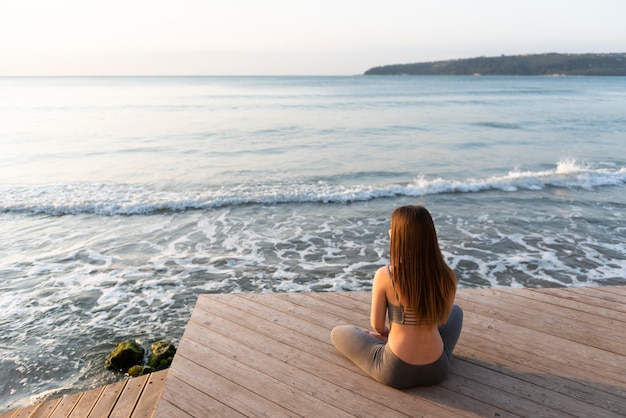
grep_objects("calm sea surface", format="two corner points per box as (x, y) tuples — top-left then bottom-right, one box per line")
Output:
(1, 76), (625, 410)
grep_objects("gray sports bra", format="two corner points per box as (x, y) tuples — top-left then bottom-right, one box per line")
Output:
(387, 266), (419, 325)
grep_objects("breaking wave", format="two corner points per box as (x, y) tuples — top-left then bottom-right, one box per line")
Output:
(2, 160), (624, 215)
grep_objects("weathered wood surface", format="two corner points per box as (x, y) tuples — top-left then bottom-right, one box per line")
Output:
(0, 370), (168, 418)
(154, 286), (626, 417)
(5, 286), (625, 417)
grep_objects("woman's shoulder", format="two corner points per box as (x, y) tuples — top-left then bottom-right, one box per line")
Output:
(375, 265), (389, 275)
(374, 265), (390, 279)
(373, 266), (391, 288)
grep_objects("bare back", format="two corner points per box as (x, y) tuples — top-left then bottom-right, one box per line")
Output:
(371, 266), (444, 365)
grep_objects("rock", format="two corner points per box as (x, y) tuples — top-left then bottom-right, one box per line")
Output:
(147, 340), (176, 370)
(127, 365), (155, 377)
(105, 340), (145, 371)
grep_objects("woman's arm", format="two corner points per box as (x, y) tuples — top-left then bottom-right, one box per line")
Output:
(370, 267), (389, 335)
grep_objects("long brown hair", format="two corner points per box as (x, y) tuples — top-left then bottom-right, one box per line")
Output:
(389, 205), (456, 324)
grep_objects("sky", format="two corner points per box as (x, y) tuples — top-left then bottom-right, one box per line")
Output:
(1, 0), (625, 76)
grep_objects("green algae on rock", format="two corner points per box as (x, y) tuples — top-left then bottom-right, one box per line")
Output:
(147, 340), (177, 371)
(127, 365), (156, 377)
(105, 340), (145, 371)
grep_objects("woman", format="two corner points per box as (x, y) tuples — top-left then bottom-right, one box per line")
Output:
(331, 205), (463, 388)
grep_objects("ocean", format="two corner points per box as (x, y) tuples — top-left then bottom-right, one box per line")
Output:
(1, 75), (625, 411)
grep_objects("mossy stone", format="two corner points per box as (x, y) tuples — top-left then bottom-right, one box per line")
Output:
(105, 340), (145, 371)
(147, 340), (176, 370)
(127, 365), (155, 377)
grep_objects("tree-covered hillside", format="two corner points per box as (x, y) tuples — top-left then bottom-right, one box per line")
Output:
(364, 53), (626, 76)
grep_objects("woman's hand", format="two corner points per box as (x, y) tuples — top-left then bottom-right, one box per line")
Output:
(365, 328), (389, 343)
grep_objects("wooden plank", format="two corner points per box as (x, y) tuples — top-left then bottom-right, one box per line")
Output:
(510, 291), (624, 346)
(457, 343), (626, 415)
(174, 325), (353, 417)
(405, 384), (521, 418)
(460, 323), (626, 404)
(158, 376), (244, 418)
(197, 294), (343, 361)
(231, 293), (368, 343)
(537, 287), (626, 313)
(109, 375), (149, 418)
(455, 290), (626, 415)
(7, 404), (40, 418)
(196, 296), (344, 376)
(86, 379), (126, 418)
(458, 308), (626, 388)
(571, 286), (626, 306)
(277, 292), (373, 327)
(332, 291), (378, 315)
(167, 350), (297, 417)
(228, 293), (337, 339)
(151, 400), (192, 418)
(28, 398), (62, 418)
(460, 347), (626, 414)
(48, 392), (83, 418)
(1, 374), (166, 418)
(595, 285), (626, 297)
(306, 291), (372, 317)
(67, 387), (104, 418)
(510, 288), (626, 324)
(455, 289), (626, 354)
(130, 369), (169, 418)
(434, 369), (560, 417)
(448, 356), (622, 417)
(497, 287), (626, 327)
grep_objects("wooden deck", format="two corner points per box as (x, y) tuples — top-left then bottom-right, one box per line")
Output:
(4, 286), (625, 417)
(0, 370), (168, 418)
(156, 286), (626, 417)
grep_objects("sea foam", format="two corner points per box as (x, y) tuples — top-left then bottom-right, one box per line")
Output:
(0, 160), (624, 216)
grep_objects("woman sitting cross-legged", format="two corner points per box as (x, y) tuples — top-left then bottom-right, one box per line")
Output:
(331, 205), (463, 389)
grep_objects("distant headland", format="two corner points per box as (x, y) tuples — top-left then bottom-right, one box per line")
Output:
(364, 53), (626, 76)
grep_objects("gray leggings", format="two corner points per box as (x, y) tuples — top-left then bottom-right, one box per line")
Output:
(330, 305), (463, 389)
